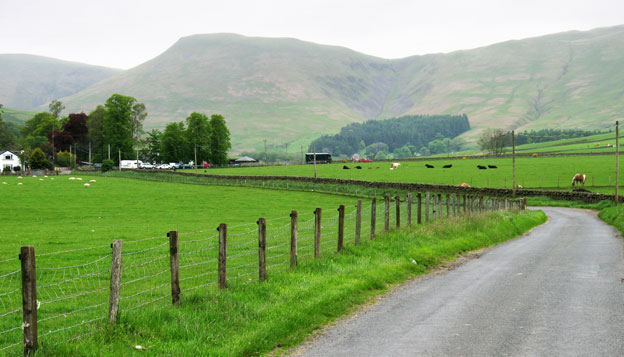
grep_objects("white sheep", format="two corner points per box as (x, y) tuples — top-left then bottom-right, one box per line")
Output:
(17, 183), (23, 185)
(89, 179), (96, 183)
(84, 183), (90, 187)
(2, 182), (7, 185)
(69, 177), (76, 180)
(39, 179), (43, 181)
(76, 178), (83, 181)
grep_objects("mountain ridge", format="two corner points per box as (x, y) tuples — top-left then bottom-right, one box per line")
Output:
(6, 25), (624, 152)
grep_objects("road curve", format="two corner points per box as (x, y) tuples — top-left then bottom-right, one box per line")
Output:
(296, 207), (624, 356)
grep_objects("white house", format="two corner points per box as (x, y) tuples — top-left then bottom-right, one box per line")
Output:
(0, 151), (21, 172)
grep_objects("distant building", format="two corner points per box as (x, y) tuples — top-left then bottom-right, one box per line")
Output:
(351, 153), (361, 161)
(0, 151), (21, 172)
(229, 156), (258, 165)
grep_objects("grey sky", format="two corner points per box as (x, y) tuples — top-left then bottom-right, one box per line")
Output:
(1, 0), (622, 69)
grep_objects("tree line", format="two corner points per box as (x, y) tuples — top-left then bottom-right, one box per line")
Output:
(309, 114), (471, 158)
(0, 94), (231, 170)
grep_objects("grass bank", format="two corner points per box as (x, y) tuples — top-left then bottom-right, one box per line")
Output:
(598, 205), (624, 235)
(42, 210), (546, 356)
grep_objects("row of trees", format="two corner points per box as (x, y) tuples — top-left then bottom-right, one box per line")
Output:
(2, 95), (231, 169)
(142, 113), (231, 165)
(309, 114), (471, 157)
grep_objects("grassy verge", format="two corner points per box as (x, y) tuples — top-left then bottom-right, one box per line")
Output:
(526, 196), (615, 209)
(40, 210), (546, 356)
(598, 205), (624, 235)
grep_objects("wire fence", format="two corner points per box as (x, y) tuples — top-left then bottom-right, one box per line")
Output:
(0, 192), (525, 354)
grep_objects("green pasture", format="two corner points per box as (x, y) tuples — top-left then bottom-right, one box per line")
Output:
(197, 154), (624, 191)
(0, 172), (546, 355)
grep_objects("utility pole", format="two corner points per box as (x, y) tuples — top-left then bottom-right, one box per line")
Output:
(313, 144), (317, 179)
(300, 145), (303, 164)
(616, 121), (620, 205)
(70, 144), (72, 166)
(118, 150), (121, 172)
(264, 139), (267, 162)
(108, 144), (111, 160)
(89, 141), (92, 165)
(285, 143), (289, 162)
(512, 130), (516, 198)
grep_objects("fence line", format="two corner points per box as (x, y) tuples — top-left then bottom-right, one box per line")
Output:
(0, 191), (526, 354)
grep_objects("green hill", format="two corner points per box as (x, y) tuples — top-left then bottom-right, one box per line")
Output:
(56, 26), (624, 152)
(0, 54), (121, 111)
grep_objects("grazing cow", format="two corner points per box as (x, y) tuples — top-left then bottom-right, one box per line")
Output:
(343, 165), (350, 170)
(458, 183), (470, 187)
(443, 164), (452, 168)
(477, 165), (487, 170)
(571, 173), (586, 186)
(488, 165), (497, 169)
(425, 164), (434, 168)
(355, 166), (362, 169)
(391, 162), (401, 169)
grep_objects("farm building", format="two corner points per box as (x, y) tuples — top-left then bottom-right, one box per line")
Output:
(0, 150), (21, 172)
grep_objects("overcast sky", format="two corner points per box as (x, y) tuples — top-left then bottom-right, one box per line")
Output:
(1, 0), (622, 69)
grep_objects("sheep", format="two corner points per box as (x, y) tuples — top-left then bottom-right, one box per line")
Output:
(17, 183), (23, 185)
(355, 166), (362, 169)
(76, 178), (83, 181)
(2, 182), (6, 185)
(90, 179), (96, 183)
(69, 177), (76, 180)
(84, 183), (90, 187)
(488, 165), (497, 169)
(477, 165), (487, 170)
(425, 164), (434, 168)
(391, 162), (401, 169)
(343, 165), (350, 169)
(443, 164), (452, 168)
(458, 183), (470, 187)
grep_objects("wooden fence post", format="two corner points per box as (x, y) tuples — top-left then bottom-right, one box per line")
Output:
(337, 205), (345, 252)
(463, 194), (467, 214)
(218, 223), (227, 289)
(451, 194), (456, 216)
(384, 195), (390, 232)
(355, 200), (362, 245)
(432, 194), (436, 219)
(168, 231), (180, 306)
(290, 210), (298, 268)
(109, 240), (123, 323)
(407, 193), (413, 226)
(314, 207), (322, 257)
(20, 246), (37, 356)
(371, 198), (376, 239)
(425, 192), (430, 222)
(417, 193), (422, 224)
(395, 196), (401, 229)
(257, 218), (267, 281)
(438, 194), (443, 219)
(445, 194), (450, 217)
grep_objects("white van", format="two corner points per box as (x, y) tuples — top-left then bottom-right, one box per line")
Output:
(120, 160), (143, 169)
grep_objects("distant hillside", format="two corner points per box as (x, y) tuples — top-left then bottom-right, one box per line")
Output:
(56, 26), (624, 152)
(0, 54), (121, 111)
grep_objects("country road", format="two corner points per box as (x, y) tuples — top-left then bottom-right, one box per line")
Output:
(295, 207), (624, 356)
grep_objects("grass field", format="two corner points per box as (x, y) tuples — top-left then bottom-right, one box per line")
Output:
(193, 154), (624, 192)
(0, 173), (542, 355)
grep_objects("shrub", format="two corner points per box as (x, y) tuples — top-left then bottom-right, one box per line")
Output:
(532, 153), (538, 157)
(29, 148), (50, 169)
(101, 159), (114, 172)
(2, 166), (11, 173)
(55, 151), (75, 167)
(13, 166), (21, 172)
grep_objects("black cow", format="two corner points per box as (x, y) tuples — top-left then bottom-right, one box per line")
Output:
(425, 164), (435, 168)
(355, 166), (362, 169)
(477, 165), (487, 170)
(488, 165), (497, 169)
(443, 164), (452, 168)
(343, 165), (350, 170)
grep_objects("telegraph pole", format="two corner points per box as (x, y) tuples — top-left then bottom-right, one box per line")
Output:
(264, 139), (267, 162)
(313, 144), (317, 180)
(118, 150), (121, 172)
(89, 141), (92, 165)
(108, 144), (111, 160)
(512, 130), (516, 198)
(616, 121), (620, 205)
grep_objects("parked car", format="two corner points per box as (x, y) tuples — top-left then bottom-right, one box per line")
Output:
(359, 159), (372, 163)
(158, 163), (172, 169)
(141, 163), (154, 169)
(169, 162), (181, 169)
(180, 163), (193, 169)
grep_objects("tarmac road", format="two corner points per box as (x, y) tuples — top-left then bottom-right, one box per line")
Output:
(296, 207), (624, 356)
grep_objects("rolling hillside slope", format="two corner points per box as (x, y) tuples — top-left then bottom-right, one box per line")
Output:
(0, 54), (121, 111)
(56, 26), (624, 152)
